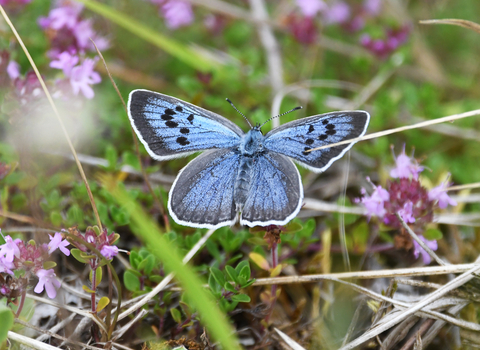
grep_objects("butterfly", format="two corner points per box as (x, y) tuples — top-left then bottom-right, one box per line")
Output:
(127, 89), (370, 229)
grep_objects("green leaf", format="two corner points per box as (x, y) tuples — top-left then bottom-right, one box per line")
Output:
(0, 305), (13, 343)
(231, 294), (251, 303)
(241, 279), (256, 289)
(70, 248), (88, 263)
(50, 211), (62, 227)
(239, 264), (251, 282)
(82, 285), (96, 294)
(124, 270), (141, 292)
(208, 273), (221, 293)
(224, 282), (237, 293)
(143, 255), (156, 276)
(77, 0), (219, 73)
(210, 267), (226, 288)
(43, 261), (57, 270)
(170, 308), (182, 324)
(423, 228), (443, 240)
(129, 250), (140, 269)
(249, 252), (270, 271)
(104, 144), (118, 171)
(96, 297), (110, 312)
(225, 265), (239, 284)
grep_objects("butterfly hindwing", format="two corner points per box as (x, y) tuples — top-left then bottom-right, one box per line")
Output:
(168, 149), (240, 229)
(264, 111), (370, 172)
(128, 89), (244, 160)
(240, 152), (303, 227)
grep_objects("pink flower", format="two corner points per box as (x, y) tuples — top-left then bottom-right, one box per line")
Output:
(296, 0), (326, 17)
(72, 19), (96, 50)
(0, 256), (14, 275)
(69, 58), (101, 99)
(39, 3), (83, 30)
(429, 178), (457, 209)
(363, 0), (381, 16)
(322, 1), (350, 25)
(7, 60), (20, 80)
(413, 235), (438, 265)
(34, 269), (61, 299)
(161, 0), (194, 29)
(50, 51), (79, 76)
(100, 245), (118, 260)
(48, 232), (70, 256)
(397, 201), (415, 224)
(359, 184), (390, 218)
(0, 235), (21, 263)
(390, 146), (424, 180)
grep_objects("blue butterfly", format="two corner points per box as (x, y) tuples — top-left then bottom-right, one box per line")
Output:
(127, 89), (370, 229)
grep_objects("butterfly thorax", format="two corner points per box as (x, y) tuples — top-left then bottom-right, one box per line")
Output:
(234, 128), (265, 211)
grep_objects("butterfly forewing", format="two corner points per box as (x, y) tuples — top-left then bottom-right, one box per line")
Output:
(128, 89), (244, 160)
(264, 111), (370, 172)
(168, 149), (240, 229)
(241, 153), (303, 227)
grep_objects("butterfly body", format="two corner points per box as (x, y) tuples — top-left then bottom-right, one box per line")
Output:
(128, 89), (370, 229)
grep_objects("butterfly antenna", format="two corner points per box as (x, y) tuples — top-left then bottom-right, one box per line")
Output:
(260, 106), (302, 129)
(226, 98), (253, 129)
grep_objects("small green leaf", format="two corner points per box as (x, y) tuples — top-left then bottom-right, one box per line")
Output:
(43, 261), (57, 270)
(241, 279), (256, 288)
(239, 264), (251, 281)
(71, 248), (88, 263)
(124, 270), (141, 292)
(170, 308), (182, 324)
(224, 282), (237, 293)
(249, 252), (270, 271)
(0, 305), (14, 343)
(210, 267), (226, 287)
(143, 255), (156, 276)
(423, 228), (443, 240)
(82, 285), (96, 294)
(225, 265), (239, 284)
(129, 250), (140, 269)
(50, 211), (62, 227)
(231, 294), (251, 303)
(96, 297), (110, 312)
(208, 273), (220, 293)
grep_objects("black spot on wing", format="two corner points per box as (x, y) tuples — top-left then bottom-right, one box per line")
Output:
(318, 134), (328, 141)
(176, 136), (190, 145)
(326, 129), (336, 135)
(326, 124), (335, 130)
(175, 106), (183, 112)
(180, 128), (190, 134)
(161, 114), (174, 121)
(187, 114), (194, 123)
(303, 147), (311, 155)
(308, 125), (314, 133)
(306, 138), (314, 145)
(322, 120), (329, 125)
(165, 108), (176, 115)
(166, 121), (179, 128)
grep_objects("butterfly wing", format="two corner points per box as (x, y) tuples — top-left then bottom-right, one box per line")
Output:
(264, 111), (370, 172)
(240, 152), (303, 227)
(169, 148), (241, 229)
(128, 89), (244, 160)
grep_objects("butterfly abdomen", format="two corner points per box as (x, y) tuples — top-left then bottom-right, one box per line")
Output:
(234, 157), (254, 210)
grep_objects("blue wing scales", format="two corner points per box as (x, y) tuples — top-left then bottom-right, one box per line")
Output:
(128, 89), (244, 160)
(168, 149), (240, 229)
(264, 111), (370, 172)
(240, 152), (303, 227)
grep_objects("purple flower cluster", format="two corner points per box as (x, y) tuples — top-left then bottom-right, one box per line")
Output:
(38, 1), (107, 99)
(360, 25), (410, 59)
(0, 231), (70, 299)
(290, 0), (382, 45)
(357, 147), (457, 264)
(71, 227), (119, 261)
(150, 0), (194, 29)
